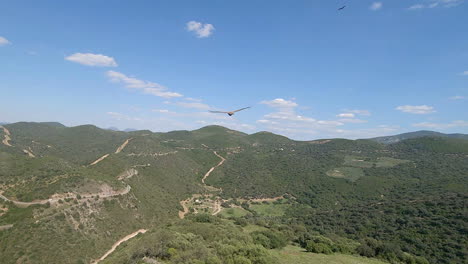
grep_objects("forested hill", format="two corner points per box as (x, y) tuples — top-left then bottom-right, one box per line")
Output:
(369, 130), (468, 144)
(0, 122), (466, 264)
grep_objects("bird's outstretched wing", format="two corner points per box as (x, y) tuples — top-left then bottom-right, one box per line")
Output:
(232, 107), (251, 113)
(209, 110), (229, 114)
(338, 5), (346, 10)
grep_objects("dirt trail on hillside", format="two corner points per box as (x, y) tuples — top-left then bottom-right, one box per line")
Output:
(212, 200), (222, 215)
(1, 126), (12, 147)
(115, 138), (133, 154)
(0, 224), (13, 231)
(178, 150), (226, 219)
(0, 184), (131, 208)
(92, 229), (147, 264)
(23, 147), (36, 158)
(249, 196), (284, 203)
(90, 154), (110, 166)
(178, 198), (191, 219)
(202, 151), (226, 184)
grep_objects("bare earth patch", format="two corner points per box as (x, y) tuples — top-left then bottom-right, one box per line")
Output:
(92, 229), (147, 264)
(90, 154), (110, 166)
(1, 126), (12, 146)
(115, 138), (133, 154)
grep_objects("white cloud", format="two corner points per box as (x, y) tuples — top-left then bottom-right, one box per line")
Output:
(370, 2), (383, 10)
(408, 0), (464, 10)
(462, 71), (468, 76)
(408, 4), (425, 9)
(175, 101), (211, 110)
(261, 98), (298, 109)
(65, 53), (118, 67)
(0, 36), (11, 46)
(337, 112), (368, 123)
(337, 113), (355, 118)
(107, 71), (182, 98)
(396, 105), (435, 114)
(152, 109), (172, 113)
(186, 21), (215, 38)
(346, 109), (371, 116)
(449, 95), (465, 100)
(338, 118), (368, 124)
(413, 120), (468, 129)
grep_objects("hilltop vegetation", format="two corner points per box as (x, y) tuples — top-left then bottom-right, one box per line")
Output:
(0, 122), (466, 264)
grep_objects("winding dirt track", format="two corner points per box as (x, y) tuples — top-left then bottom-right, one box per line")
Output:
(179, 150), (226, 219)
(115, 138), (132, 154)
(1, 126), (12, 147)
(90, 154), (110, 166)
(212, 200), (222, 215)
(0, 185), (131, 208)
(92, 229), (147, 264)
(202, 151), (226, 184)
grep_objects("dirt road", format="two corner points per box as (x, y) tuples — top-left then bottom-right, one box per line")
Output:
(92, 229), (147, 264)
(115, 138), (132, 154)
(1, 126), (12, 147)
(178, 151), (226, 219)
(202, 151), (226, 184)
(90, 154), (110, 166)
(0, 184), (131, 208)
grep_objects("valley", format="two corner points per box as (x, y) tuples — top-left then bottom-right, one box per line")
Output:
(0, 122), (466, 264)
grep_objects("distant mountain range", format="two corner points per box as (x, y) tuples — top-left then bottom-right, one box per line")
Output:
(106, 126), (138, 132)
(369, 130), (468, 144)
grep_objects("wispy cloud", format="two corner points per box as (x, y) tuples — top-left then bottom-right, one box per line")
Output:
(186, 21), (215, 38)
(65, 53), (118, 67)
(370, 2), (383, 10)
(408, 0), (464, 10)
(396, 105), (435, 114)
(107, 71), (182, 98)
(346, 109), (371, 116)
(338, 118), (368, 124)
(175, 101), (211, 110)
(0, 36), (11, 46)
(413, 120), (468, 129)
(461, 71), (468, 76)
(261, 98), (298, 109)
(449, 95), (465, 100)
(152, 109), (172, 113)
(337, 113), (355, 118)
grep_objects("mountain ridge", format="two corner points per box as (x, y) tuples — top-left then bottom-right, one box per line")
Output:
(4, 121), (467, 143)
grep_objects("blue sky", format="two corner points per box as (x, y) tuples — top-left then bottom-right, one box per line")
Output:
(1, 0), (467, 139)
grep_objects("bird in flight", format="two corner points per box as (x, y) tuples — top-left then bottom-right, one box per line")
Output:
(209, 107), (251, 116)
(338, 5), (346, 10)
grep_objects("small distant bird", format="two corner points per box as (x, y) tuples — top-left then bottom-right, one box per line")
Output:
(338, 5), (346, 10)
(209, 107), (251, 116)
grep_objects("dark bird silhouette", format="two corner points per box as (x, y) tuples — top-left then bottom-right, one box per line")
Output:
(338, 5), (346, 10)
(209, 107), (251, 116)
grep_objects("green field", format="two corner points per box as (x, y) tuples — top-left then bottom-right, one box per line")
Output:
(272, 245), (388, 264)
(218, 207), (249, 218)
(343, 155), (409, 168)
(374, 157), (410, 167)
(249, 201), (290, 216)
(326, 167), (364, 182)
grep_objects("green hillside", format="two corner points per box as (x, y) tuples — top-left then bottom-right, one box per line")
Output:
(0, 122), (466, 264)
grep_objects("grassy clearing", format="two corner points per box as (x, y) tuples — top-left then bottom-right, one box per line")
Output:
(343, 156), (374, 168)
(326, 167), (364, 182)
(242, 224), (269, 233)
(249, 201), (290, 217)
(272, 245), (388, 264)
(344, 155), (409, 168)
(375, 157), (410, 167)
(218, 207), (249, 218)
